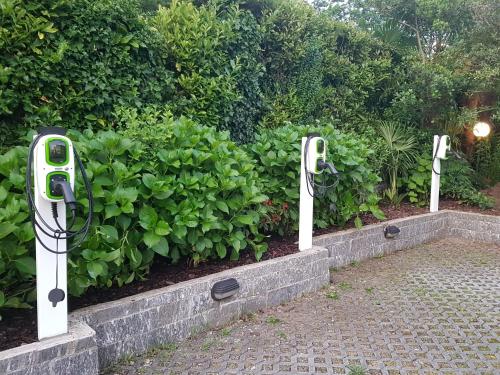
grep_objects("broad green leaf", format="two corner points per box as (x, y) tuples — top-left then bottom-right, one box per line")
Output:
(154, 220), (171, 236)
(0, 186), (7, 202)
(152, 237), (169, 257)
(101, 249), (121, 262)
(117, 215), (131, 230)
(172, 223), (187, 239)
(125, 246), (142, 268)
(139, 206), (158, 230)
(144, 231), (161, 248)
(142, 173), (156, 189)
(215, 201), (229, 214)
(105, 204), (121, 219)
(14, 257), (36, 275)
(216, 243), (226, 258)
(100, 225), (119, 242)
(234, 215), (254, 225)
(87, 262), (105, 279)
(3, 297), (31, 309)
(94, 175), (114, 186)
(0, 222), (17, 239)
(15, 222), (34, 243)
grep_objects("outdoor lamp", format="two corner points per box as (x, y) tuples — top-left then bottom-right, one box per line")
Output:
(473, 122), (491, 138)
(384, 225), (400, 239)
(211, 278), (240, 301)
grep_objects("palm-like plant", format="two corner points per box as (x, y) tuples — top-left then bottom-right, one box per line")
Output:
(379, 121), (417, 205)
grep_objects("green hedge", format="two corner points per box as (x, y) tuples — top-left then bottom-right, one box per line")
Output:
(0, 0), (173, 147)
(0, 0), (265, 147)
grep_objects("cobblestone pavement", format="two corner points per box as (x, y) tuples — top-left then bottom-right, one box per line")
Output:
(103, 238), (500, 375)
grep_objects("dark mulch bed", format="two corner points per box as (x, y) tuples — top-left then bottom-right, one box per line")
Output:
(1, 199), (497, 351)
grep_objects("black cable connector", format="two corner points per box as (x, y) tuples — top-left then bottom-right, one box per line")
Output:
(317, 160), (339, 176)
(52, 180), (78, 212)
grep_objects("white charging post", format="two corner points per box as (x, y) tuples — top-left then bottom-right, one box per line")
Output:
(430, 135), (450, 212)
(33, 133), (75, 339)
(299, 135), (327, 251)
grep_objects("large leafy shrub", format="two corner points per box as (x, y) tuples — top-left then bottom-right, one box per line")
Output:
(403, 154), (493, 208)
(249, 123), (384, 235)
(259, 0), (397, 128)
(0, 146), (35, 311)
(151, 0), (264, 143)
(0, 123), (267, 315)
(0, 0), (173, 147)
(140, 117), (268, 264)
(441, 157), (494, 209)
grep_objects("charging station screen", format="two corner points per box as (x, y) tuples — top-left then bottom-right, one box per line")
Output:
(49, 140), (67, 164)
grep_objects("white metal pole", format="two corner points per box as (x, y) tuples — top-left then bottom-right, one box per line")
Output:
(34, 140), (68, 340)
(299, 137), (313, 251)
(430, 135), (440, 213)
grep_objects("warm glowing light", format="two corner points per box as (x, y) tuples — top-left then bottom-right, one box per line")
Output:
(473, 122), (491, 138)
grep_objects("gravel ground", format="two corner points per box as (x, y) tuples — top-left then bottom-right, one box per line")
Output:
(103, 238), (500, 375)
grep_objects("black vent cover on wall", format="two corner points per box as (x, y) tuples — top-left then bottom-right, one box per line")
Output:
(211, 278), (240, 301)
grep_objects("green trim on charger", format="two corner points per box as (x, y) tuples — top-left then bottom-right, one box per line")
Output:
(45, 137), (70, 166)
(46, 171), (70, 200)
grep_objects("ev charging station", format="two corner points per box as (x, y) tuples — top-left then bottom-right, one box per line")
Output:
(299, 133), (339, 251)
(26, 127), (92, 340)
(430, 135), (451, 212)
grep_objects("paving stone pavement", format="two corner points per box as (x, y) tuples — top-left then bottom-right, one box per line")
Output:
(103, 238), (500, 375)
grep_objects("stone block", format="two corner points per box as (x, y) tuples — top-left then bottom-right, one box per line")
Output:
(0, 321), (97, 375)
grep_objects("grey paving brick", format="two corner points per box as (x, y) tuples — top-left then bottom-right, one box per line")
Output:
(103, 238), (500, 375)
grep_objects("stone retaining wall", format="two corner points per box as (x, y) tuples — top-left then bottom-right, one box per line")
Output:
(314, 210), (499, 269)
(72, 246), (329, 368)
(314, 211), (448, 268)
(1, 210), (497, 374)
(446, 210), (500, 244)
(0, 321), (97, 375)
